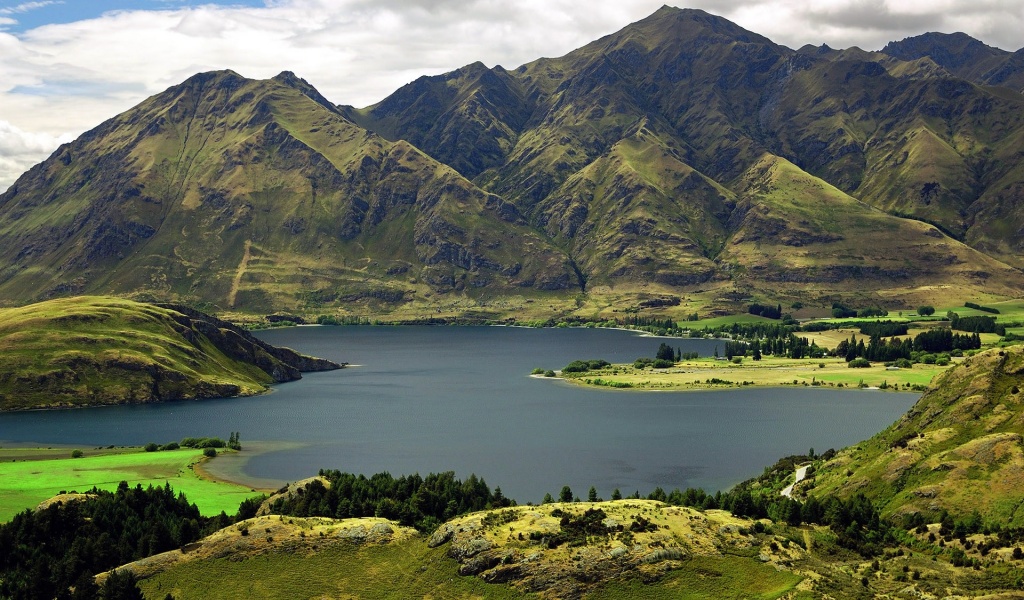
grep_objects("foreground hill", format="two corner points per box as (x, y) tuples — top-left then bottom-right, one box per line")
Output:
(0, 296), (340, 410)
(2, 7), (1024, 315)
(118, 501), (802, 600)
(806, 345), (1024, 523)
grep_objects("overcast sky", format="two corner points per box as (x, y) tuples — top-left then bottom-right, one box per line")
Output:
(1, 0), (1022, 191)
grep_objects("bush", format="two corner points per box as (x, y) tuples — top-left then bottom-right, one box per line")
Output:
(71, 450), (84, 458)
(917, 305), (935, 316)
(203, 448), (217, 458)
(144, 442), (159, 452)
(160, 442), (180, 451)
(544, 370), (556, 378)
(652, 359), (674, 369)
(848, 358), (871, 368)
(531, 368), (545, 375)
(935, 355), (951, 366)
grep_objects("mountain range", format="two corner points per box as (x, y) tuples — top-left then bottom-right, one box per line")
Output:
(1, 6), (1022, 316)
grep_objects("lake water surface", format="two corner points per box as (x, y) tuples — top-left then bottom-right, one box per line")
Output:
(0, 326), (917, 502)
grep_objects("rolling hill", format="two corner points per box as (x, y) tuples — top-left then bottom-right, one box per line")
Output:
(0, 296), (340, 411)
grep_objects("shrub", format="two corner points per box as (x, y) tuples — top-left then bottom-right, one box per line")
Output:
(203, 448), (217, 458)
(531, 368), (545, 375)
(544, 370), (556, 378)
(71, 450), (84, 458)
(144, 442), (159, 452)
(160, 442), (180, 451)
(848, 358), (871, 368)
(652, 359), (674, 369)
(917, 305), (935, 316)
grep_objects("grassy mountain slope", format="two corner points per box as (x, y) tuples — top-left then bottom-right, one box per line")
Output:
(0, 71), (576, 312)
(0, 296), (339, 411)
(2, 8), (1023, 315)
(807, 345), (1024, 523)
(881, 32), (1024, 92)
(720, 154), (1024, 298)
(356, 6), (1024, 285)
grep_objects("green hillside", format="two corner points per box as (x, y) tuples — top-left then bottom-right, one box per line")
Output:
(1, 6), (1023, 317)
(0, 296), (339, 410)
(807, 345), (1024, 523)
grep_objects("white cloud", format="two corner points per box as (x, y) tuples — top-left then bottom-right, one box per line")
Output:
(0, 1), (63, 16)
(0, 0), (1021, 192)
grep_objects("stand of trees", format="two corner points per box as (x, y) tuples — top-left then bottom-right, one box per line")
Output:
(267, 470), (512, 533)
(0, 482), (228, 600)
(748, 303), (782, 319)
(836, 329), (981, 361)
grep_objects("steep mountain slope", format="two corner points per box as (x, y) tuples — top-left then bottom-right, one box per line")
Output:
(881, 32), (1024, 92)
(354, 7), (1024, 278)
(1, 7), (1023, 315)
(0, 71), (575, 311)
(0, 296), (340, 410)
(808, 346), (1024, 523)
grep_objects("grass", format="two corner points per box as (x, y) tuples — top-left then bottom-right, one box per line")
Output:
(0, 447), (263, 522)
(587, 555), (801, 599)
(140, 538), (530, 600)
(0, 296), (278, 410)
(561, 356), (949, 392)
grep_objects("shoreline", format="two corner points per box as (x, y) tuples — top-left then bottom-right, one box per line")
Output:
(191, 440), (303, 492)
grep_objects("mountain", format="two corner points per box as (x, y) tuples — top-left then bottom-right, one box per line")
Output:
(2, 7), (1024, 315)
(807, 346), (1024, 523)
(0, 296), (340, 411)
(882, 32), (1024, 92)
(0, 70), (575, 313)
(349, 7), (1024, 297)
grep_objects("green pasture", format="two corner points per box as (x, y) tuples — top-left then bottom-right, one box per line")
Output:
(0, 447), (262, 521)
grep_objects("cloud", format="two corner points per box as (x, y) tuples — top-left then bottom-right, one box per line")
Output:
(0, 1), (63, 15)
(0, 120), (73, 190)
(0, 0), (1021, 191)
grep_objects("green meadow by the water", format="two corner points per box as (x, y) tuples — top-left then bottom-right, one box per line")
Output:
(0, 447), (263, 521)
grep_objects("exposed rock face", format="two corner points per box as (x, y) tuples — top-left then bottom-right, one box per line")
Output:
(427, 501), (779, 599)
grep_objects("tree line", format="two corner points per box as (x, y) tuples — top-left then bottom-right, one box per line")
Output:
(264, 470), (512, 533)
(0, 482), (229, 600)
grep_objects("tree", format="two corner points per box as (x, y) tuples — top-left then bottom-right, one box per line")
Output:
(588, 486), (598, 502)
(542, 493), (554, 504)
(611, 488), (622, 500)
(917, 305), (935, 316)
(656, 343), (675, 361)
(559, 486), (574, 503)
(100, 570), (145, 600)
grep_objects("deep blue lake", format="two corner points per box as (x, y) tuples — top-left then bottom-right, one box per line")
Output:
(0, 326), (917, 503)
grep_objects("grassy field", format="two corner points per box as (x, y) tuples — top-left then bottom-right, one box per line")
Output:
(0, 446), (264, 521)
(558, 356), (950, 392)
(587, 555), (801, 600)
(141, 539), (528, 600)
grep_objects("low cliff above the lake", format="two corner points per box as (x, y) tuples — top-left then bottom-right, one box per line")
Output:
(0, 296), (342, 411)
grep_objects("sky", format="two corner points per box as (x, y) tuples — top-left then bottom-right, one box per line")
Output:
(1, 0), (1022, 191)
